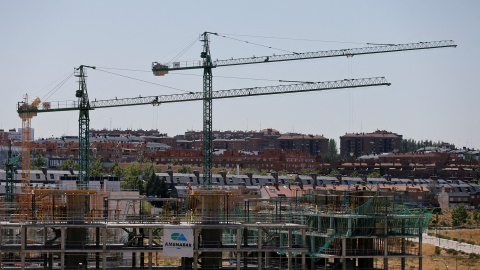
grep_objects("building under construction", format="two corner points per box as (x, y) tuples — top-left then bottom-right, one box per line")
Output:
(0, 183), (431, 270)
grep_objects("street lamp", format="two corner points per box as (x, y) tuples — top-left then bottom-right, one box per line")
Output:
(433, 259), (449, 270)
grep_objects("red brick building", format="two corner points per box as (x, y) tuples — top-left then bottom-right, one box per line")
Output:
(340, 130), (402, 157)
(277, 133), (328, 156)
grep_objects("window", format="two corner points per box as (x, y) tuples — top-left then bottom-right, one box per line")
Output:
(50, 174), (54, 180)
(36, 174), (41, 179)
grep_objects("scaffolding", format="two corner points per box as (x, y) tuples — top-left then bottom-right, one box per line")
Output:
(0, 188), (430, 269)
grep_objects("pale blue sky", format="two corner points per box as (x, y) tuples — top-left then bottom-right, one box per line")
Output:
(1, 1), (479, 149)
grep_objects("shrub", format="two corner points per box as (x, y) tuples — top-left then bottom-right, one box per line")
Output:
(467, 240), (475, 245)
(435, 246), (441, 255)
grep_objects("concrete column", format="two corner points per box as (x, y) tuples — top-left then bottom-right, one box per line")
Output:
(21, 226), (26, 270)
(102, 227), (107, 270)
(288, 228), (292, 270)
(60, 227), (65, 270)
(193, 228), (198, 270)
(96, 227), (100, 269)
(401, 219), (405, 269)
(342, 238), (347, 270)
(236, 228), (241, 270)
(258, 228), (262, 270)
(149, 228), (153, 270)
(0, 227), (3, 267)
(419, 218), (423, 270)
(384, 217), (389, 269)
(302, 228), (306, 270)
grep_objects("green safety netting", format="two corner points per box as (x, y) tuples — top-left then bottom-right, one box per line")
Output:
(220, 191), (433, 261)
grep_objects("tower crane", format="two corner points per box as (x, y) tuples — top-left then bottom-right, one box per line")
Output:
(16, 34), (456, 197)
(17, 75), (390, 195)
(152, 32), (456, 186)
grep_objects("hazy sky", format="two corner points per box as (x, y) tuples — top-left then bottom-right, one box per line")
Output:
(2, 1), (479, 149)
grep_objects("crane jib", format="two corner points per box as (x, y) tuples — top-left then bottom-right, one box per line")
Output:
(151, 40), (456, 72)
(16, 77), (390, 114)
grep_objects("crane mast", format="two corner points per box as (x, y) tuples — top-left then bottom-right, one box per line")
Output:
(74, 65), (96, 189)
(201, 32), (214, 187)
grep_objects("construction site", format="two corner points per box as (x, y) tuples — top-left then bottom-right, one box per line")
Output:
(0, 183), (431, 270)
(2, 33), (456, 269)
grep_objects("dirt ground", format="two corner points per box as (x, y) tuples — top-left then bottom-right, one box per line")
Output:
(420, 242), (480, 270)
(436, 229), (480, 245)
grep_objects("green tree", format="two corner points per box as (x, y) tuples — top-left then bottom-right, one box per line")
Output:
(58, 158), (79, 171)
(324, 139), (340, 161)
(145, 174), (170, 207)
(350, 170), (359, 177)
(121, 163), (144, 193)
(473, 206), (480, 225)
(177, 165), (192, 174)
(172, 159), (180, 166)
(32, 155), (47, 170)
(302, 168), (319, 175)
(90, 156), (105, 177)
(451, 203), (469, 227)
(242, 168), (257, 175)
(259, 169), (269, 176)
(278, 170), (288, 176)
(328, 170), (340, 177)
(109, 161), (124, 177)
(141, 164), (155, 180)
(367, 171), (382, 178)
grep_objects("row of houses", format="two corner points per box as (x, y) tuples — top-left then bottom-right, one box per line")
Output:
(0, 168), (478, 211)
(156, 171), (480, 210)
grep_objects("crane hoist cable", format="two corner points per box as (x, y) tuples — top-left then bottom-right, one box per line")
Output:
(95, 67), (292, 83)
(217, 32), (371, 45)
(30, 71), (73, 98)
(94, 68), (192, 93)
(167, 37), (199, 65)
(216, 33), (299, 54)
(42, 72), (74, 102)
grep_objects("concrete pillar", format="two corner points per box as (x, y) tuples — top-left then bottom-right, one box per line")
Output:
(236, 228), (241, 270)
(342, 238), (347, 270)
(0, 227), (3, 267)
(258, 228), (262, 270)
(302, 228), (306, 270)
(60, 227), (65, 270)
(21, 226), (26, 270)
(96, 227), (100, 269)
(102, 227), (107, 270)
(419, 218), (423, 270)
(401, 219), (406, 270)
(288, 228), (292, 270)
(384, 217), (388, 269)
(193, 228), (199, 270)
(149, 228), (153, 270)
